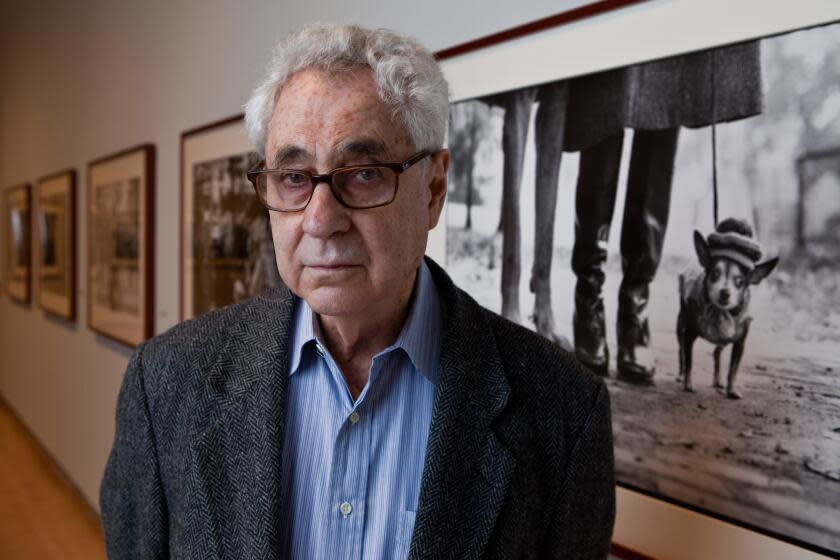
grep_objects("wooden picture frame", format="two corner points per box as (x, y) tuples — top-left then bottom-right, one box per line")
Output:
(435, 3), (840, 560)
(87, 144), (154, 347)
(3, 184), (32, 304)
(36, 169), (76, 320)
(180, 115), (280, 321)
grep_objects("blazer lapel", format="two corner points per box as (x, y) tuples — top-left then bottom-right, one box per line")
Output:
(190, 285), (296, 559)
(409, 260), (516, 559)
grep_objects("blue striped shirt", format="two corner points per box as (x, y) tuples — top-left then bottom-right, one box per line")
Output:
(279, 261), (442, 559)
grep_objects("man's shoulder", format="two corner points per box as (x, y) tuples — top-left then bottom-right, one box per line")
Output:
(443, 285), (609, 465)
(426, 256), (603, 409)
(144, 298), (252, 365)
(481, 306), (605, 408)
(137, 288), (293, 396)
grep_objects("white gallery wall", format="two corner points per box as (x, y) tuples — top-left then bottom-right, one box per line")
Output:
(0, 1), (837, 559)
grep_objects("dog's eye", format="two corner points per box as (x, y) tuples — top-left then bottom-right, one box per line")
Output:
(710, 270), (721, 281)
(734, 277), (744, 288)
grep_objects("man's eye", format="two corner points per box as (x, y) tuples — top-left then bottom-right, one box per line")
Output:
(281, 172), (309, 187)
(353, 168), (384, 182)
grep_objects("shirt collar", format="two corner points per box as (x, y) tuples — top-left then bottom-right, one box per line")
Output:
(288, 260), (442, 386)
(387, 260), (442, 386)
(288, 297), (317, 377)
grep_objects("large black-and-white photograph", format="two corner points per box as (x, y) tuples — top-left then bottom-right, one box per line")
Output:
(446, 22), (840, 556)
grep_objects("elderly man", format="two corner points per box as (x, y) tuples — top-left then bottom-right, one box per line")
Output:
(100, 24), (615, 559)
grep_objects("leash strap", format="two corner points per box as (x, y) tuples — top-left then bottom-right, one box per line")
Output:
(711, 48), (719, 227)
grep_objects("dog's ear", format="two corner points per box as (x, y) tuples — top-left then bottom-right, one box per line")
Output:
(694, 230), (710, 268)
(749, 257), (779, 285)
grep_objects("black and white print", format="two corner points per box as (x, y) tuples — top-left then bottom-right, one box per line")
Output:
(190, 152), (280, 317)
(446, 22), (840, 556)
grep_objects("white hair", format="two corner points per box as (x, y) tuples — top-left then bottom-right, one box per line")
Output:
(244, 23), (450, 157)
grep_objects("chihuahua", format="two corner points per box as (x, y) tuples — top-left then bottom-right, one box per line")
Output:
(677, 220), (778, 399)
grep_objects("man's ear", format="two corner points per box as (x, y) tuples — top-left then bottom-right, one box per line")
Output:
(694, 230), (710, 269)
(426, 149), (450, 230)
(749, 257), (779, 285)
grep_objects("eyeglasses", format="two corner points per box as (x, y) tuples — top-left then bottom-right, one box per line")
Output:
(246, 150), (432, 212)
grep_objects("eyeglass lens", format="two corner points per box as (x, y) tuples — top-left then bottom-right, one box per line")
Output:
(256, 166), (398, 210)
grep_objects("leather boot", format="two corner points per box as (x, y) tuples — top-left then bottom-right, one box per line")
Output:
(574, 282), (609, 376)
(616, 127), (679, 385)
(616, 281), (656, 384)
(571, 132), (623, 376)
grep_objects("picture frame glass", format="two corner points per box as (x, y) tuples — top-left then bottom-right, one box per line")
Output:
(88, 148), (151, 346)
(4, 185), (32, 302)
(181, 118), (281, 320)
(37, 172), (75, 319)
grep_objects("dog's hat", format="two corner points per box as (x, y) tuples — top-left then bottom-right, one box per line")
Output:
(706, 218), (763, 271)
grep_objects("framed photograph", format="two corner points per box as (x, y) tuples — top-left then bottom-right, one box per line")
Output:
(36, 170), (76, 320)
(3, 184), (32, 303)
(87, 144), (154, 347)
(438, 5), (840, 559)
(180, 115), (281, 321)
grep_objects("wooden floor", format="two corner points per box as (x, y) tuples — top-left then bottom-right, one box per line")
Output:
(0, 397), (106, 559)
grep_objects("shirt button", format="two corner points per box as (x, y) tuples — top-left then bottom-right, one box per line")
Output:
(349, 411), (360, 424)
(340, 501), (353, 517)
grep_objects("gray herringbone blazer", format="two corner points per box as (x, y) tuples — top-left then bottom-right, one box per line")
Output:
(100, 258), (615, 559)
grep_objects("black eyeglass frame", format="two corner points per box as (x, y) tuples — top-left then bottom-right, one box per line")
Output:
(246, 150), (434, 212)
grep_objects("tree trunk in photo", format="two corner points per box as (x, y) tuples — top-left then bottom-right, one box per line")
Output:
(465, 154), (474, 230)
(499, 90), (535, 324)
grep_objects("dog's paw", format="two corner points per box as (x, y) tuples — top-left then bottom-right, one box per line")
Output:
(726, 389), (743, 400)
(713, 382), (725, 389)
(683, 384), (695, 393)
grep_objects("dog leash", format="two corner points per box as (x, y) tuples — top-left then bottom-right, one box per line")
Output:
(710, 48), (720, 228)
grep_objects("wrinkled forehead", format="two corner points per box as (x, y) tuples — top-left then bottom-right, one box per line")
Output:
(264, 67), (412, 165)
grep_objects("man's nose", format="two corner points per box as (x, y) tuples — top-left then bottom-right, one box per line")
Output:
(302, 182), (351, 237)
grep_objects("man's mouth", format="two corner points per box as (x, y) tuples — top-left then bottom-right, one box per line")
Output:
(305, 263), (361, 274)
(308, 263), (357, 268)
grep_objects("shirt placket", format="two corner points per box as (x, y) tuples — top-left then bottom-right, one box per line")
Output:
(323, 350), (374, 560)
